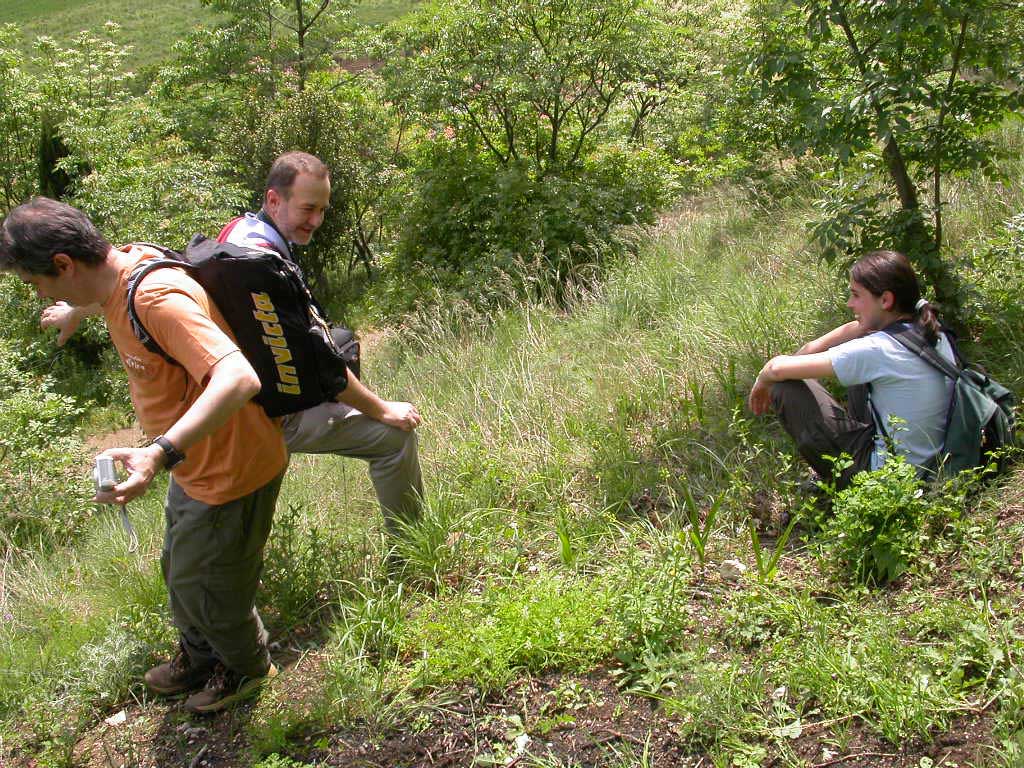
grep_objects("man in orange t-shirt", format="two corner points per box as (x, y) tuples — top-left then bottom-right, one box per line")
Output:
(1, 198), (287, 714)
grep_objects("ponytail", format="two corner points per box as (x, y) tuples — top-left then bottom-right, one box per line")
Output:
(913, 298), (942, 347)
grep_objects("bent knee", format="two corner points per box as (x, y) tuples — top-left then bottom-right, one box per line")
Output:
(374, 420), (419, 455)
(770, 379), (809, 406)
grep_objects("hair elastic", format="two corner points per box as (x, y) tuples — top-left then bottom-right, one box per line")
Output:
(915, 298), (929, 311)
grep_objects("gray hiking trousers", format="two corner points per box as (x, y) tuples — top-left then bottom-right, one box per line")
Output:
(280, 402), (423, 535)
(771, 379), (874, 490)
(162, 471), (284, 679)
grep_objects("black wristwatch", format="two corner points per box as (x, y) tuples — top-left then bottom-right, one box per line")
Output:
(152, 435), (186, 470)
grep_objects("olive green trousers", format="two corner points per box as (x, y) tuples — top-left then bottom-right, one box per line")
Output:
(161, 471), (284, 679)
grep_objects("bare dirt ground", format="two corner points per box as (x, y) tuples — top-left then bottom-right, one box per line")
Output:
(84, 424), (148, 455)
(50, 661), (996, 768)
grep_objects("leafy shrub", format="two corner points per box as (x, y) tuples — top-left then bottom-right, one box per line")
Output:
(260, 502), (336, 630)
(0, 380), (91, 549)
(818, 457), (930, 585)
(392, 137), (676, 309)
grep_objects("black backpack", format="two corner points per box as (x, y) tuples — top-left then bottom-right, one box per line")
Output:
(126, 236), (360, 418)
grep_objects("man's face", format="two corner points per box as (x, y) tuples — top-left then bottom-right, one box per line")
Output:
(13, 256), (77, 304)
(846, 280), (890, 332)
(266, 172), (331, 245)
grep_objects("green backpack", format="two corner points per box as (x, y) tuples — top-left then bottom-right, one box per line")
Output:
(884, 326), (1017, 478)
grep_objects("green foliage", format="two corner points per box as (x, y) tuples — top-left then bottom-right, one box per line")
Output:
(818, 457), (932, 585)
(151, 23), (284, 154)
(745, 0), (1024, 310)
(679, 478), (720, 566)
(403, 571), (623, 690)
(387, 0), (674, 175)
(0, 363), (93, 549)
(375, 0), (680, 308)
(261, 502), (334, 630)
(252, 754), (317, 768)
(201, 0), (352, 91)
(964, 211), (1024, 378)
(1, 275), (129, 410)
(0, 26), (39, 214)
(69, 122), (249, 247)
(747, 512), (798, 584)
(392, 137), (676, 309)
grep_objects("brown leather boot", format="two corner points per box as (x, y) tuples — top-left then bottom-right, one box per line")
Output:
(184, 662), (278, 714)
(144, 646), (214, 696)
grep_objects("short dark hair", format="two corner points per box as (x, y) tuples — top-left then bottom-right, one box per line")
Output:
(0, 197), (110, 275)
(264, 151), (330, 198)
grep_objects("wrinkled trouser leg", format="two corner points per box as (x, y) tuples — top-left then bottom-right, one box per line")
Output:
(160, 471), (283, 678)
(771, 379), (874, 490)
(281, 402), (423, 535)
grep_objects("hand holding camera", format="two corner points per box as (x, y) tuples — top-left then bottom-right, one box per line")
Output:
(92, 454), (138, 551)
(93, 455), (119, 495)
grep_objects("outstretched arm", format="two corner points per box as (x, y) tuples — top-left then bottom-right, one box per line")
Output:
(748, 352), (835, 415)
(95, 350), (262, 505)
(41, 302), (101, 346)
(336, 369), (422, 431)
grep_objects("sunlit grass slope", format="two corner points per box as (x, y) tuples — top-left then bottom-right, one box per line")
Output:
(1, 0), (420, 70)
(1, 0), (222, 70)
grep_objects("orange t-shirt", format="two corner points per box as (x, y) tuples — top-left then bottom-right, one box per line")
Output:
(102, 245), (288, 505)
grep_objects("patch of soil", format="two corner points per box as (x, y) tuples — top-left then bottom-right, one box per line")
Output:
(84, 423), (148, 455)
(314, 670), (696, 768)
(46, 661), (1003, 768)
(781, 710), (995, 768)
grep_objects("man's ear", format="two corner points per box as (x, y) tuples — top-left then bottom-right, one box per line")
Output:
(52, 253), (74, 275)
(880, 290), (896, 311)
(265, 188), (281, 211)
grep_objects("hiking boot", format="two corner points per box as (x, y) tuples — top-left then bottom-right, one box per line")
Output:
(184, 662), (278, 714)
(144, 646), (213, 696)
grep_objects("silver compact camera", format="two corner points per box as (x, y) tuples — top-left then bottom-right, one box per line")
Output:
(93, 456), (118, 494)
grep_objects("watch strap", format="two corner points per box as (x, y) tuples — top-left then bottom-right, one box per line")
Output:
(152, 435), (185, 470)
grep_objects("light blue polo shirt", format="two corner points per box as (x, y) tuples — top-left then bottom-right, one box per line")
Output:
(829, 331), (956, 469)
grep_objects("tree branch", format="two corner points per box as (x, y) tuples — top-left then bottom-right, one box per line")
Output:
(933, 13), (969, 254)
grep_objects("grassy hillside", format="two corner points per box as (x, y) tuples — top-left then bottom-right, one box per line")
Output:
(0, 0), (419, 70)
(2, 126), (1023, 767)
(0, 0), (222, 70)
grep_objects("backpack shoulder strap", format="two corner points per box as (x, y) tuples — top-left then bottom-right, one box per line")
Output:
(882, 325), (962, 382)
(125, 252), (193, 365)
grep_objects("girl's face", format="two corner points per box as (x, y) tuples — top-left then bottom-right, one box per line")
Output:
(847, 280), (890, 332)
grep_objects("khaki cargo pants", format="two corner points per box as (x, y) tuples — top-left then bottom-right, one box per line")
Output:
(162, 471), (284, 679)
(281, 402), (423, 534)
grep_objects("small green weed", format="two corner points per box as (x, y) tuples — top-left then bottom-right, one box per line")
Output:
(554, 505), (577, 568)
(746, 513), (798, 583)
(261, 502), (337, 630)
(402, 570), (623, 691)
(252, 753), (317, 768)
(678, 478), (721, 566)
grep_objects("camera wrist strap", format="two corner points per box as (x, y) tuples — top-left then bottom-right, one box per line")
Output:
(119, 504), (139, 553)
